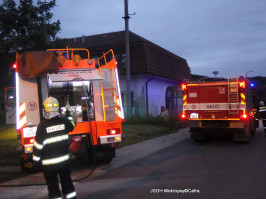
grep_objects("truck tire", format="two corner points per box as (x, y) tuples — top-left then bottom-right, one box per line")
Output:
(87, 146), (115, 164)
(250, 118), (256, 135)
(233, 124), (251, 143)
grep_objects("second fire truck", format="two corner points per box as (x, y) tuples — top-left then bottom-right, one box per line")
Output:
(182, 76), (256, 142)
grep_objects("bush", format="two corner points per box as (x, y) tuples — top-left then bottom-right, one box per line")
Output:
(124, 115), (186, 130)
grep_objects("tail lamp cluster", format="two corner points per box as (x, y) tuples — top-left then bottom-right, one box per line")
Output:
(240, 113), (248, 120)
(181, 114), (187, 119)
(22, 127), (37, 154)
(107, 128), (121, 135)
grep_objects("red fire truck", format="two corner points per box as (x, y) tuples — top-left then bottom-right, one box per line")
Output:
(15, 48), (124, 170)
(181, 76), (256, 142)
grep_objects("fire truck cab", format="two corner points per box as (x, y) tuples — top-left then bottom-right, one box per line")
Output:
(15, 48), (124, 171)
(182, 76), (256, 142)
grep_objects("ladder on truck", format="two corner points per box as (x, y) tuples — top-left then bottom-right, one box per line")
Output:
(228, 77), (239, 115)
(96, 50), (122, 122)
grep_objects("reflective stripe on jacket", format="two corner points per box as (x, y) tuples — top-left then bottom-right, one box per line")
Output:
(33, 116), (75, 169)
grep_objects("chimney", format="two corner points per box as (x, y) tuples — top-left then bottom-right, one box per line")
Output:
(82, 35), (85, 43)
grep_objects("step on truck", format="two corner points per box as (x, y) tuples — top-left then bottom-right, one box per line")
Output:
(14, 48), (124, 171)
(181, 76), (256, 142)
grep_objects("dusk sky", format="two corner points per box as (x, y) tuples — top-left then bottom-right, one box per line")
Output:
(52, 0), (266, 77)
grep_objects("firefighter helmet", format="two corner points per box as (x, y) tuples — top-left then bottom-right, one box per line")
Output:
(43, 97), (59, 112)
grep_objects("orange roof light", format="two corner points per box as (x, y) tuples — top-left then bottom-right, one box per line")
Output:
(182, 84), (187, 91)
(239, 81), (245, 89)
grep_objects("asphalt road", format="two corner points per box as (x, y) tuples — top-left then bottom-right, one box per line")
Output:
(75, 121), (266, 199)
(1, 121), (266, 199)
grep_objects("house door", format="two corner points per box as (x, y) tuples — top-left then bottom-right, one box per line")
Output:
(165, 86), (182, 118)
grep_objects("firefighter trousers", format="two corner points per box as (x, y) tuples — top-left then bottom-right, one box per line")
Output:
(44, 166), (76, 199)
(263, 120), (266, 134)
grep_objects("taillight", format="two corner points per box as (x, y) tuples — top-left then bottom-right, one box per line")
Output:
(241, 114), (248, 120)
(107, 128), (120, 135)
(72, 136), (82, 142)
(181, 114), (187, 119)
(24, 137), (35, 144)
(12, 63), (17, 69)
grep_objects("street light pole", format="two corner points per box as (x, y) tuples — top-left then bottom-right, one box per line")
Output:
(246, 70), (253, 78)
(124, 0), (131, 119)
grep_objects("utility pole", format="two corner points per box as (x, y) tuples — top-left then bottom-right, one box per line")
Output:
(124, 0), (131, 118)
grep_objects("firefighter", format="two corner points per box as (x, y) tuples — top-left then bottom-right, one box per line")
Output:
(33, 97), (76, 199)
(258, 100), (266, 135)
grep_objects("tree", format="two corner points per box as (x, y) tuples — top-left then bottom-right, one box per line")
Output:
(0, 0), (61, 53)
(0, 0), (64, 90)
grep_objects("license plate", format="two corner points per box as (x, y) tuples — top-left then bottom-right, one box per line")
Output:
(190, 113), (199, 119)
(23, 127), (37, 138)
(107, 137), (115, 142)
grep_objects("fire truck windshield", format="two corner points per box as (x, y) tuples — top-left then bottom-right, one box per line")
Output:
(48, 80), (94, 122)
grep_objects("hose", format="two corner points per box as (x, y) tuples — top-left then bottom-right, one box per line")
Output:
(71, 81), (97, 182)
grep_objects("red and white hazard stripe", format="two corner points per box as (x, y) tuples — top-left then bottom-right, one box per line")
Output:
(182, 94), (187, 117)
(240, 91), (246, 116)
(183, 94), (187, 110)
(15, 72), (27, 130)
(18, 102), (26, 129)
(240, 92), (246, 110)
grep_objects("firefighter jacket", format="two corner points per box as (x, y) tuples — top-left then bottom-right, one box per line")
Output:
(33, 115), (75, 170)
(259, 106), (266, 119)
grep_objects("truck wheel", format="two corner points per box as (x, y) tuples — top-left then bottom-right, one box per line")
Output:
(233, 134), (251, 143)
(250, 119), (256, 135)
(20, 157), (38, 172)
(244, 121), (251, 143)
(86, 146), (115, 164)
(233, 126), (251, 143)
(87, 147), (97, 164)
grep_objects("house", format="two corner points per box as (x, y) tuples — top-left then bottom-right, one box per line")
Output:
(68, 31), (191, 118)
